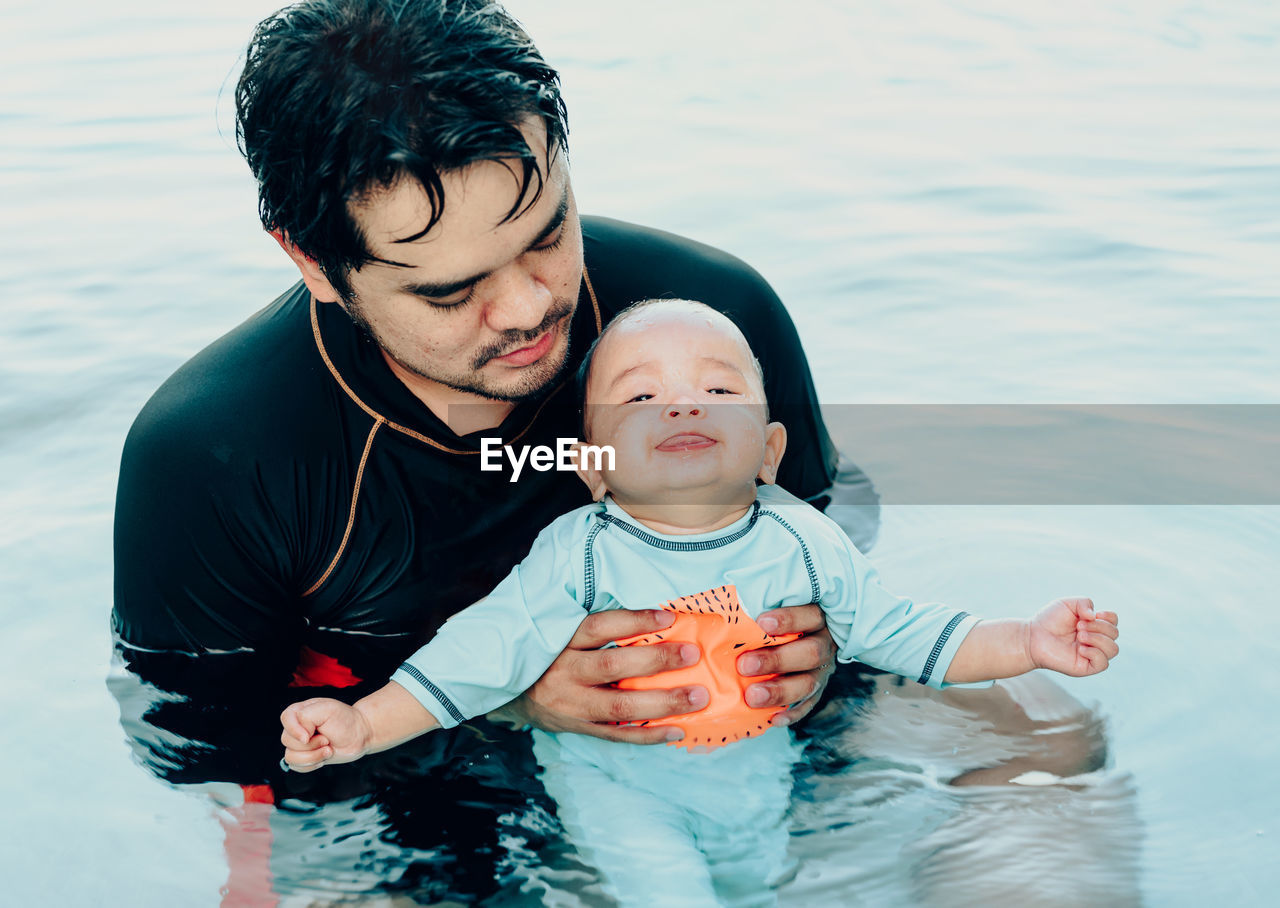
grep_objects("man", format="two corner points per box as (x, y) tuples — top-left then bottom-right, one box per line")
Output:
(112, 3), (1117, 900)
(112, 0), (845, 799)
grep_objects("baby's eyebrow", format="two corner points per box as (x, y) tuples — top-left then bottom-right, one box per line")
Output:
(697, 356), (748, 377)
(604, 356), (748, 394)
(605, 362), (655, 392)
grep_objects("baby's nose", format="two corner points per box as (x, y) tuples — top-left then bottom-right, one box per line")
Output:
(665, 393), (704, 418)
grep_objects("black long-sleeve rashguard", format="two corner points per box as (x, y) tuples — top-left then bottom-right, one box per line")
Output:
(111, 217), (843, 791)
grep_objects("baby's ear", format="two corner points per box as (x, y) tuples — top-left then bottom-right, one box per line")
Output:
(756, 422), (788, 485)
(572, 441), (610, 501)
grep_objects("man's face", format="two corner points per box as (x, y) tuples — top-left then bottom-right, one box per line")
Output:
(317, 124), (584, 411)
(582, 306), (784, 506)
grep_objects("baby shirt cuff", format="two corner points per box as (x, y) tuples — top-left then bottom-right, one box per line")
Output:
(919, 612), (992, 690)
(390, 664), (467, 730)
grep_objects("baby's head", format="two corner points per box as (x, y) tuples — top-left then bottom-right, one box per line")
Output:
(574, 299), (786, 508)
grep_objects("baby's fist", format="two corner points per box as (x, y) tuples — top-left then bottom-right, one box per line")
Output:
(280, 698), (370, 772)
(1029, 597), (1119, 677)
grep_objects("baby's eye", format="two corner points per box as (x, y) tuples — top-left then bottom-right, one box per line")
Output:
(707, 387), (738, 395)
(626, 393), (653, 403)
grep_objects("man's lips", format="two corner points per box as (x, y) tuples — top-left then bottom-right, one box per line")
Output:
(493, 325), (556, 367)
(655, 433), (717, 452)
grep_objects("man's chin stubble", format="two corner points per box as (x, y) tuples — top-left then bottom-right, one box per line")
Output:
(340, 295), (575, 403)
(383, 328), (573, 403)
(471, 336), (573, 403)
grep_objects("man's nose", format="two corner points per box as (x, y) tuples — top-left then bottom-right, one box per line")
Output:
(484, 264), (551, 332)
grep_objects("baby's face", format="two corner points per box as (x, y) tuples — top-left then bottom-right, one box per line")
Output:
(580, 307), (784, 505)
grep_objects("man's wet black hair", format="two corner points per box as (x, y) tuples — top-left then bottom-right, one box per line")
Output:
(235, 0), (569, 299)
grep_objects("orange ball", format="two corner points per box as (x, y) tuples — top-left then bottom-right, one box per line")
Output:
(614, 585), (799, 751)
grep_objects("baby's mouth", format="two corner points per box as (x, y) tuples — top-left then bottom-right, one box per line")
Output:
(655, 433), (717, 452)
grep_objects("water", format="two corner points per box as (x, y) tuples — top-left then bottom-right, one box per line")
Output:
(2, 0), (1277, 904)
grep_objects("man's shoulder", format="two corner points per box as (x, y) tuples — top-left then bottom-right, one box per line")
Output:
(582, 216), (767, 279)
(581, 216), (778, 316)
(125, 282), (325, 459)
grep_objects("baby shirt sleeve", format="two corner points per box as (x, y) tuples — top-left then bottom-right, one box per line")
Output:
(811, 519), (983, 689)
(390, 511), (591, 728)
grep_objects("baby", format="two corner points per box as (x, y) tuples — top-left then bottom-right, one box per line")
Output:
(280, 299), (1119, 905)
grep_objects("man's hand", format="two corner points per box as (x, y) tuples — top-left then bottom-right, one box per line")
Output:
(1028, 598), (1119, 677)
(280, 697), (372, 772)
(737, 604), (837, 727)
(500, 609), (711, 744)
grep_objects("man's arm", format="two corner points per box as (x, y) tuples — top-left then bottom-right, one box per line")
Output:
(112, 386), (306, 785)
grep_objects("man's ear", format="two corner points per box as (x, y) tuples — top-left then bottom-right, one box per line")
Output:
(572, 441), (609, 501)
(756, 422), (788, 485)
(269, 229), (341, 303)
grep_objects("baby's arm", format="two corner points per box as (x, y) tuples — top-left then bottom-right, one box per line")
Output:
(281, 512), (594, 770)
(280, 681), (439, 772)
(944, 597), (1119, 683)
(801, 507), (1119, 686)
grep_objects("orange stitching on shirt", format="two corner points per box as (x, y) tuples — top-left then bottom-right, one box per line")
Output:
(583, 267), (603, 334)
(310, 298), (473, 454)
(303, 418), (383, 598)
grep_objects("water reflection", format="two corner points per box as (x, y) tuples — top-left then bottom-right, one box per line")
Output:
(110, 647), (571, 903)
(787, 673), (1141, 907)
(113, 644), (1139, 905)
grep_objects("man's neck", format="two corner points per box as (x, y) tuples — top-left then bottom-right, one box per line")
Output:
(380, 350), (514, 435)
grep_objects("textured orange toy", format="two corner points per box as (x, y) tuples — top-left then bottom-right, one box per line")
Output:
(614, 585), (800, 751)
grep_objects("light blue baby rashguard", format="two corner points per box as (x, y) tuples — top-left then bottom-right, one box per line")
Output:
(391, 483), (978, 727)
(389, 484), (981, 907)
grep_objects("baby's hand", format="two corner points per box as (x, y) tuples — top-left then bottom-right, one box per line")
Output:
(1028, 597), (1119, 677)
(280, 697), (373, 772)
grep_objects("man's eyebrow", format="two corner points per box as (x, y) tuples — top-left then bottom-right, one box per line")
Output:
(395, 186), (570, 300)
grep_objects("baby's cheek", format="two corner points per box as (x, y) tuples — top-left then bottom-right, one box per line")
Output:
(722, 415), (769, 450)
(598, 427), (647, 474)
